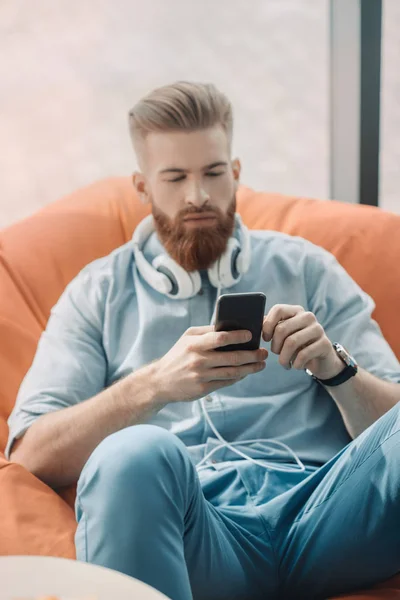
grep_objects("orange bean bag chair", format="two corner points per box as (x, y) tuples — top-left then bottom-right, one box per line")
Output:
(1, 177), (400, 598)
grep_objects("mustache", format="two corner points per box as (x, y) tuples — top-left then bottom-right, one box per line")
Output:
(177, 206), (220, 218)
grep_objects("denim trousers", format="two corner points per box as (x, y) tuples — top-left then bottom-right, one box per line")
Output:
(75, 403), (400, 600)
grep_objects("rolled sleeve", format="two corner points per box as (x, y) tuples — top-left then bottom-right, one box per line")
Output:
(305, 244), (400, 384)
(6, 267), (107, 458)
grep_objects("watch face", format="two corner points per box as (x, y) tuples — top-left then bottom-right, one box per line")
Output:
(334, 343), (359, 369)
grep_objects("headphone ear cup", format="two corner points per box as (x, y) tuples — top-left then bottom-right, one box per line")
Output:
(152, 255), (201, 299)
(208, 238), (241, 289)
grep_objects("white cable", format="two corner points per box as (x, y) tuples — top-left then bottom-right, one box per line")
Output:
(197, 397), (306, 473)
(198, 281), (306, 474)
(209, 284), (222, 326)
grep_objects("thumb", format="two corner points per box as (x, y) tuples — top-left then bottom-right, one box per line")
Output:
(262, 317), (272, 342)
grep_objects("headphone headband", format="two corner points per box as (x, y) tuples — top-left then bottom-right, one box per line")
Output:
(132, 213), (251, 299)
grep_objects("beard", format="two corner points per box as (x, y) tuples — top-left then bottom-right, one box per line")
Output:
(152, 196), (236, 272)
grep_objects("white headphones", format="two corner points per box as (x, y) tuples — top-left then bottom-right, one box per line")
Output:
(132, 213), (251, 299)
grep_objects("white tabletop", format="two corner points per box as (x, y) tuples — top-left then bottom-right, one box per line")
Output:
(0, 556), (171, 600)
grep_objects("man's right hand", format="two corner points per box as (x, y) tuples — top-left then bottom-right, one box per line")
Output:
(151, 326), (269, 404)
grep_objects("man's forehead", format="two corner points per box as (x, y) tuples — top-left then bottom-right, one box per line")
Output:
(142, 127), (230, 172)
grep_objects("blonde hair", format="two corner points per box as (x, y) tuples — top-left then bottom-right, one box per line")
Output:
(128, 81), (233, 155)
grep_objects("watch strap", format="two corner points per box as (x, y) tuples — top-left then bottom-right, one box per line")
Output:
(311, 364), (357, 387)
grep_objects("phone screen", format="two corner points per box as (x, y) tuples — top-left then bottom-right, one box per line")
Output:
(215, 292), (267, 351)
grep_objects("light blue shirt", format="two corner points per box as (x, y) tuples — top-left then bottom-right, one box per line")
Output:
(7, 225), (400, 495)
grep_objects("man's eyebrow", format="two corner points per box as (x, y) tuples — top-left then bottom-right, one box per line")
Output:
(159, 161), (228, 175)
(204, 161), (228, 170)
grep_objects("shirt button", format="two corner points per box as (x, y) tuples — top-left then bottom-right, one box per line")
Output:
(211, 460), (217, 464)
(198, 288), (204, 296)
(205, 396), (213, 402)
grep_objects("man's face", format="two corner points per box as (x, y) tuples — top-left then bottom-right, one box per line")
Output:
(133, 126), (241, 272)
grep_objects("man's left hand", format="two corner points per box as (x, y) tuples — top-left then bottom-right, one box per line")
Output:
(262, 304), (344, 380)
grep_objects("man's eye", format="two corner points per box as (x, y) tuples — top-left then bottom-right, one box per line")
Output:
(168, 172), (223, 182)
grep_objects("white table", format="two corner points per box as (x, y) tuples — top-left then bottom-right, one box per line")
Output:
(0, 556), (171, 600)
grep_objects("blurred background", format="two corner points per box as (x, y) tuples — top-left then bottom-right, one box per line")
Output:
(0, 0), (398, 229)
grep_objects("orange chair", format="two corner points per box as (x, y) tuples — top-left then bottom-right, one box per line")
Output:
(1, 177), (399, 598)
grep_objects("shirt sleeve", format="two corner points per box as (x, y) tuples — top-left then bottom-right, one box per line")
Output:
(305, 242), (400, 383)
(5, 267), (107, 459)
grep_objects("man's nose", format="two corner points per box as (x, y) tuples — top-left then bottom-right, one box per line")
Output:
(185, 182), (210, 207)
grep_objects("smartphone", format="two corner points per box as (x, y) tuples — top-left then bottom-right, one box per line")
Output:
(214, 292), (267, 352)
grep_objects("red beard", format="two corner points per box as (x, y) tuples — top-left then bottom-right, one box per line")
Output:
(152, 198), (236, 272)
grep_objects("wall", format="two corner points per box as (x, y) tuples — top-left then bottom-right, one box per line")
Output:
(380, 0), (400, 214)
(0, 0), (329, 228)
(0, 0), (398, 229)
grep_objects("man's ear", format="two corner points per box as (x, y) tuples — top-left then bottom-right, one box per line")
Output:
(232, 158), (241, 193)
(132, 172), (150, 204)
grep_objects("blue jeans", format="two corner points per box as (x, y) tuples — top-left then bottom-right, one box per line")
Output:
(75, 403), (400, 600)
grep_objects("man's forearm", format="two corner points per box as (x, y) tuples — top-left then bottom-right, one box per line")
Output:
(325, 367), (400, 439)
(9, 362), (164, 488)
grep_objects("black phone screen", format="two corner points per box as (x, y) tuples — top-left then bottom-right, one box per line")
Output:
(214, 292), (267, 351)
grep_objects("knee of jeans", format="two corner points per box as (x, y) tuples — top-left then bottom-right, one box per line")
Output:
(78, 424), (186, 493)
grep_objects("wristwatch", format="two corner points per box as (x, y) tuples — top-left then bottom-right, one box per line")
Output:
(305, 342), (358, 386)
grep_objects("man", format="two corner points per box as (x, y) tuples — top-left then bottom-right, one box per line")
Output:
(6, 82), (400, 600)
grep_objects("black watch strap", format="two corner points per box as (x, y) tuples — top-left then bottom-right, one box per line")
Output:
(312, 364), (357, 387)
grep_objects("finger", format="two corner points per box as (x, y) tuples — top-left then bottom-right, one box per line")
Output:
(207, 348), (269, 368)
(208, 361), (266, 381)
(291, 338), (326, 370)
(185, 325), (215, 336)
(263, 305), (305, 342)
(270, 311), (317, 355)
(200, 329), (252, 351)
(279, 323), (324, 369)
